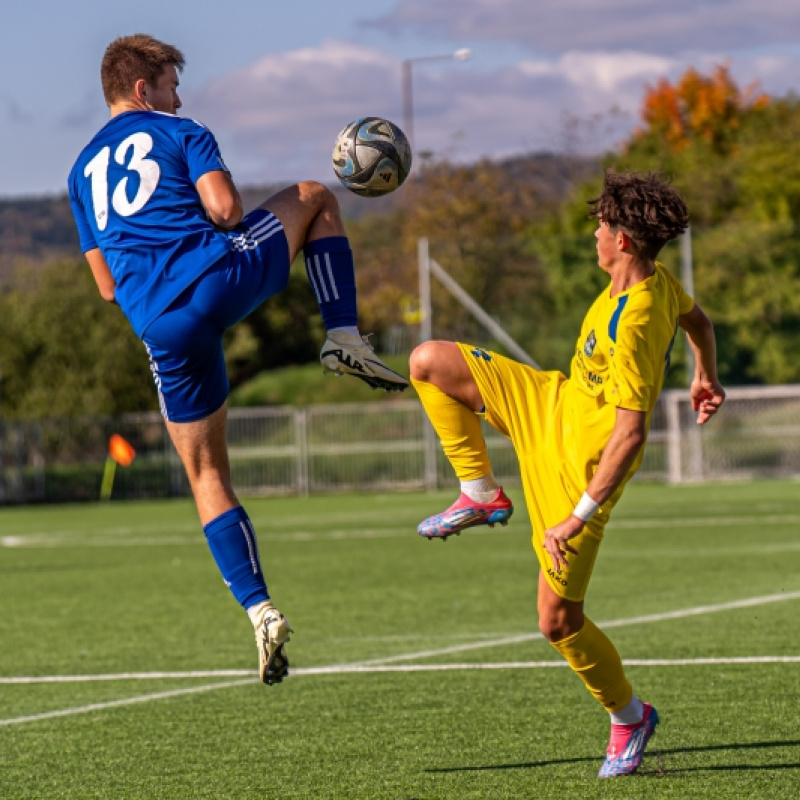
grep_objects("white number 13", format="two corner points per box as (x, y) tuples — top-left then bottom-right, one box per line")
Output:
(84, 132), (161, 231)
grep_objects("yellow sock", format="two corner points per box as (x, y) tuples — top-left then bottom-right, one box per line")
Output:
(411, 378), (491, 481)
(549, 617), (634, 713)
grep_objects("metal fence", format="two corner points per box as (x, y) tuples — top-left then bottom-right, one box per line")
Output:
(1, 385), (799, 505)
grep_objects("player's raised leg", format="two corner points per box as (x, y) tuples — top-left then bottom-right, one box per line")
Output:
(263, 182), (409, 392)
(164, 406), (292, 685)
(410, 340), (513, 539)
(537, 574), (658, 777)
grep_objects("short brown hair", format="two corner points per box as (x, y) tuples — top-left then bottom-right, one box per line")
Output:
(588, 170), (689, 260)
(101, 34), (185, 105)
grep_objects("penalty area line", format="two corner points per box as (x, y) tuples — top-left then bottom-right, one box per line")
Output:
(292, 655), (800, 675)
(353, 589), (800, 666)
(4, 655), (800, 687)
(2, 657), (799, 727)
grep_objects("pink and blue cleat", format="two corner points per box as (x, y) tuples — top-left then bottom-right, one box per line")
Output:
(598, 703), (659, 778)
(417, 489), (513, 540)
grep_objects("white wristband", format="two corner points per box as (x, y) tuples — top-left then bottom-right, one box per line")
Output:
(573, 492), (600, 522)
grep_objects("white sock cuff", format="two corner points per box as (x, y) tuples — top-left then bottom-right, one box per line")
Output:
(610, 695), (644, 725)
(246, 600), (274, 628)
(461, 474), (500, 503)
(329, 325), (360, 338)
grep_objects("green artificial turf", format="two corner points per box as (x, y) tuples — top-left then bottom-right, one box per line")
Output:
(1, 480), (799, 798)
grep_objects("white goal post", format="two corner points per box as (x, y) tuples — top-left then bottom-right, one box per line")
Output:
(417, 237), (540, 367)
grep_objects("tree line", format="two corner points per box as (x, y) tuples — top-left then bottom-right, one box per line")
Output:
(1, 65), (799, 420)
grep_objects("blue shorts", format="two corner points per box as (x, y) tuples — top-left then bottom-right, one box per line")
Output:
(142, 209), (290, 423)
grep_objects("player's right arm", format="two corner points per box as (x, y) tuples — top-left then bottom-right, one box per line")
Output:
(196, 169), (243, 230)
(85, 248), (117, 303)
(543, 407), (647, 570)
(679, 302), (725, 424)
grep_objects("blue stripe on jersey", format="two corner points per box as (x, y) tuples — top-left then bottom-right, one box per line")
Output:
(608, 295), (629, 342)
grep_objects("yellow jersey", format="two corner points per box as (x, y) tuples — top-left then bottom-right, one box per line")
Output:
(562, 261), (694, 490)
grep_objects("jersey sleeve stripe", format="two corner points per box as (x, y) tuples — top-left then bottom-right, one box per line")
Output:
(608, 295), (629, 343)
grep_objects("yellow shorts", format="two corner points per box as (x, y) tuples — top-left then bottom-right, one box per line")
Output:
(458, 343), (608, 602)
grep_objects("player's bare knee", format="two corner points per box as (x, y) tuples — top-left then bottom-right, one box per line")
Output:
(409, 342), (438, 382)
(538, 615), (564, 642)
(538, 599), (583, 641)
(296, 180), (337, 212)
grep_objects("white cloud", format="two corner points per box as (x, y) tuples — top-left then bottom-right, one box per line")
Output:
(366, 0), (800, 55)
(184, 41), (404, 182)
(191, 41), (397, 130)
(178, 38), (800, 188)
(521, 51), (674, 93)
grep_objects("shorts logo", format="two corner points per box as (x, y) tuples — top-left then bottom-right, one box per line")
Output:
(470, 347), (492, 361)
(547, 567), (568, 587)
(583, 329), (597, 357)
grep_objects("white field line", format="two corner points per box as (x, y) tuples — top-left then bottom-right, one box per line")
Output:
(1, 671), (256, 684)
(2, 656), (799, 727)
(352, 589), (800, 666)
(0, 528), (411, 548)
(5, 513), (800, 548)
(0, 509), (408, 541)
(3, 656), (800, 687)
(297, 656), (800, 672)
(1, 589), (799, 729)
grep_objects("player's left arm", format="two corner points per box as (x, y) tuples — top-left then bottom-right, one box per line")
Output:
(85, 248), (117, 303)
(679, 302), (726, 424)
(543, 407), (646, 570)
(68, 181), (116, 302)
(180, 120), (244, 230)
(196, 170), (243, 230)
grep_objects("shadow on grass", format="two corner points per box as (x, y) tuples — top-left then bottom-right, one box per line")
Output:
(426, 739), (800, 775)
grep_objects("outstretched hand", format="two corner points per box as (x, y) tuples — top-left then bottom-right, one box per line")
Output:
(543, 515), (584, 572)
(691, 378), (726, 425)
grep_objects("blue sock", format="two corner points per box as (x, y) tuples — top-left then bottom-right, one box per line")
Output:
(303, 236), (358, 329)
(203, 506), (269, 609)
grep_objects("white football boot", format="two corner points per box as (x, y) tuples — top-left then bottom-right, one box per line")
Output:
(320, 331), (410, 392)
(252, 604), (293, 686)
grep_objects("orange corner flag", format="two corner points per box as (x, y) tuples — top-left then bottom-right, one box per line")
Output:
(108, 434), (136, 467)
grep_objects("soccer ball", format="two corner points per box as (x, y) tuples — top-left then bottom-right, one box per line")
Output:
(331, 117), (412, 197)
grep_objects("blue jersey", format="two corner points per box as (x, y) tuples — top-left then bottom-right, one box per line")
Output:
(68, 110), (232, 337)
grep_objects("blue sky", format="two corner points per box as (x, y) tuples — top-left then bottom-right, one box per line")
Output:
(2, 0), (800, 197)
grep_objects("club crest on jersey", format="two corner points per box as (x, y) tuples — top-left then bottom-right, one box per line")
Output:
(584, 329), (597, 357)
(470, 347), (492, 361)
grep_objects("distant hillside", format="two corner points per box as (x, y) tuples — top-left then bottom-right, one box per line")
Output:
(497, 152), (600, 204)
(0, 151), (599, 284)
(0, 195), (82, 281)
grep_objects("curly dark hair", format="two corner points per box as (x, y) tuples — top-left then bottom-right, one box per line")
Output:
(101, 34), (185, 106)
(588, 170), (689, 260)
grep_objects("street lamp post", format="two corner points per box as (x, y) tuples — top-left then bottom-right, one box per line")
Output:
(401, 49), (471, 349)
(401, 49), (471, 151)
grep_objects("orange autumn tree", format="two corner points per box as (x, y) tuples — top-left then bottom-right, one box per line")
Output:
(635, 65), (768, 154)
(608, 64), (800, 385)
